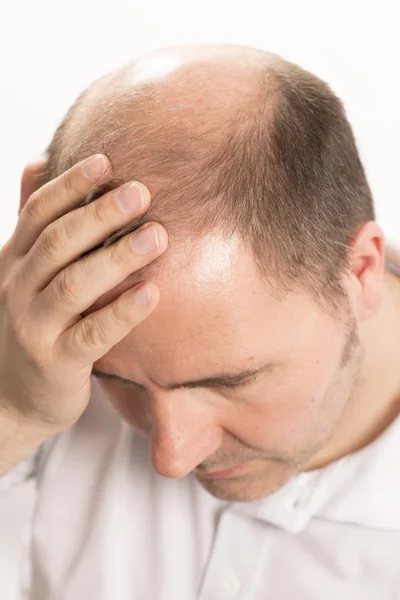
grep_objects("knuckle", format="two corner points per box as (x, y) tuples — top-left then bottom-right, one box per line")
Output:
(77, 316), (108, 350)
(108, 239), (128, 269)
(52, 267), (83, 306)
(62, 170), (80, 197)
(39, 223), (68, 261)
(88, 197), (109, 228)
(24, 192), (45, 222)
(109, 296), (130, 326)
(72, 299), (129, 354)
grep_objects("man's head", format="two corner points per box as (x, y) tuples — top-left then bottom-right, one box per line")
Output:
(37, 44), (386, 501)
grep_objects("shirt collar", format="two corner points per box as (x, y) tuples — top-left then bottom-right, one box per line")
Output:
(230, 414), (400, 534)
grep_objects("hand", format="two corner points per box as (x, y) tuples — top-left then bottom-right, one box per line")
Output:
(0, 154), (167, 432)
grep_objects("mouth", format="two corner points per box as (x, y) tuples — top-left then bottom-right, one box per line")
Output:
(194, 461), (252, 479)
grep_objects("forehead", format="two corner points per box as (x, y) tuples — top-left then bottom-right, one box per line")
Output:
(90, 234), (332, 380)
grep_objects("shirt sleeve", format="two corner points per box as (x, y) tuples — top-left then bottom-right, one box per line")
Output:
(0, 444), (42, 497)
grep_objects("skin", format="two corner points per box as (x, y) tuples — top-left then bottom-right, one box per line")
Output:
(84, 225), (400, 503)
(22, 46), (400, 502)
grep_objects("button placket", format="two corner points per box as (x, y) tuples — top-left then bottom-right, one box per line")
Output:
(198, 509), (268, 600)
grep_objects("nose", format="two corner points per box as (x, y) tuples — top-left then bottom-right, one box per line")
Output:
(149, 391), (223, 479)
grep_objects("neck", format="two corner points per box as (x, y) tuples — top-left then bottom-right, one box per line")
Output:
(305, 267), (400, 471)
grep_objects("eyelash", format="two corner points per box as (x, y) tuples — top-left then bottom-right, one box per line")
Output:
(224, 375), (259, 390)
(111, 374), (260, 392)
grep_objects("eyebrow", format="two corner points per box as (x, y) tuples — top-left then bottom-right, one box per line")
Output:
(91, 363), (277, 391)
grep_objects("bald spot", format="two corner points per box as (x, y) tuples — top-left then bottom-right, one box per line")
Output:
(44, 43), (361, 316)
(44, 43), (286, 286)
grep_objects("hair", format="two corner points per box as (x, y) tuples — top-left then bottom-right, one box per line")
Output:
(39, 46), (375, 320)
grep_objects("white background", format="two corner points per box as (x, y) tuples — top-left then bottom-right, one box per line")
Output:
(1, 0), (399, 597)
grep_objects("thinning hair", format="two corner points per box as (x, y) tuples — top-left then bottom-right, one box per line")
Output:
(40, 45), (375, 319)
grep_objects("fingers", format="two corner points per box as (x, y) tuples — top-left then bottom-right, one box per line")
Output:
(8, 152), (169, 350)
(11, 154), (112, 256)
(32, 221), (168, 331)
(19, 179), (153, 294)
(58, 282), (160, 367)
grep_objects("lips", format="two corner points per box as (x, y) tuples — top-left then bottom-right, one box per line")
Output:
(195, 461), (252, 479)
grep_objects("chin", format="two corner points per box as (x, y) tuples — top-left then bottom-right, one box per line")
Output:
(195, 462), (297, 502)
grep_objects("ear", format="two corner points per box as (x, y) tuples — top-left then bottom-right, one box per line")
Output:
(19, 160), (47, 217)
(348, 221), (386, 321)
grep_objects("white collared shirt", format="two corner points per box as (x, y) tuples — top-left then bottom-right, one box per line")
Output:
(1, 246), (400, 600)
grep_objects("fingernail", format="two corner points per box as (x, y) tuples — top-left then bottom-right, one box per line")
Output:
(130, 225), (159, 253)
(81, 155), (108, 181)
(116, 183), (145, 212)
(132, 284), (152, 305)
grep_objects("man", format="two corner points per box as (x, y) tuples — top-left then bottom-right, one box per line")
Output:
(1, 43), (400, 599)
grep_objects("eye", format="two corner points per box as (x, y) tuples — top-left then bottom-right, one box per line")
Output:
(122, 380), (142, 390)
(224, 375), (259, 389)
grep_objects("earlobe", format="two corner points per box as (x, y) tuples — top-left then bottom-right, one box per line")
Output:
(19, 160), (47, 216)
(357, 267), (384, 321)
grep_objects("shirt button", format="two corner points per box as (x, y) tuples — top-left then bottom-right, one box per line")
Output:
(218, 574), (240, 598)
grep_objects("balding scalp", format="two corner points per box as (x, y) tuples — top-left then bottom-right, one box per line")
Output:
(41, 43), (375, 317)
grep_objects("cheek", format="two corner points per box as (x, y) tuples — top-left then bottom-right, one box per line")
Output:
(226, 365), (335, 452)
(98, 380), (152, 436)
